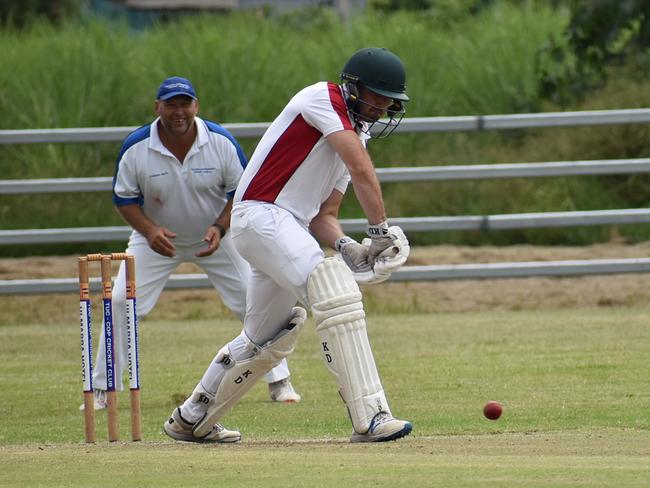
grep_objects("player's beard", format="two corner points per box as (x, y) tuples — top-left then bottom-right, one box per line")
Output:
(356, 100), (386, 123)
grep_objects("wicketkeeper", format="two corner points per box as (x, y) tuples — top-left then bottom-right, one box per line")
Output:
(81, 76), (301, 414)
(164, 48), (412, 443)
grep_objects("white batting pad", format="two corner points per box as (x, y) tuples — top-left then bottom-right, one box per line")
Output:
(308, 257), (391, 433)
(193, 307), (306, 438)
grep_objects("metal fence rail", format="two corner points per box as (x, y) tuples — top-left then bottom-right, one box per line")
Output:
(3, 108), (650, 144)
(3, 107), (650, 293)
(3, 257), (650, 295)
(2, 208), (650, 245)
(395, 108), (650, 133)
(3, 158), (650, 194)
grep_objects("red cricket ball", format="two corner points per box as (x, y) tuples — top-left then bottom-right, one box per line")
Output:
(483, 401), (503, 420)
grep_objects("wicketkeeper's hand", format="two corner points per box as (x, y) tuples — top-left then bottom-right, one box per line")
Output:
(195, 225), (222, 258)
(335, 236), (373, 280)
(146, 226), (177, 257)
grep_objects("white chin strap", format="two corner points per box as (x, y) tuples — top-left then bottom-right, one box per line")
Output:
(308, 257), (391, 433)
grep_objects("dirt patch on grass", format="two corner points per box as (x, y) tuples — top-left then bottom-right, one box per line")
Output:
(2, 243), (650, 325)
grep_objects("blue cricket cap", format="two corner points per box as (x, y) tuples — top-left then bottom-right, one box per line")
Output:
(156, 76), (198, 101)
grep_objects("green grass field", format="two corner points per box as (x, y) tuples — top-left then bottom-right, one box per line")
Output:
(0, 305), (649, 486)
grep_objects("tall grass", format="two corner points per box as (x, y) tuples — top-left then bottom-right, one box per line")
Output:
(0, 5), (566, 130)
(3, 3), (650, 253)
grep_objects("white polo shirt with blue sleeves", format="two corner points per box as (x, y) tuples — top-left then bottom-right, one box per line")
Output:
(113, 116), (246, 247)
(95, 117), (294, 391)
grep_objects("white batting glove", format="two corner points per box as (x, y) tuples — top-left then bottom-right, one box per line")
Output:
(366, 221), (402, 265)
(363, 224), (410, 279)
(335, 236), (373, 280)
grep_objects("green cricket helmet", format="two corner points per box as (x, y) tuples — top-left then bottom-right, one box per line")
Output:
(340, 48), (409, 138)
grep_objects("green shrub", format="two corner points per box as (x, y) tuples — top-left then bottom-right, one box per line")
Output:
(0, 0), (84, 27)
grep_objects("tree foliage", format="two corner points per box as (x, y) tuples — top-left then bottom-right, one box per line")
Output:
(539, 0), (650, 103)
(0, 0), (84, 27)
(369, 0), (495, 16)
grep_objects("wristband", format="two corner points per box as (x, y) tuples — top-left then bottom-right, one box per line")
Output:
(212, 223), (226, 238)
(366, 221), (389, 237)
(335, 236), (355, 252)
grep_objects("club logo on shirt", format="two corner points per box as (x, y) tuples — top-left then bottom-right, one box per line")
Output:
(191, 167), (217, 174)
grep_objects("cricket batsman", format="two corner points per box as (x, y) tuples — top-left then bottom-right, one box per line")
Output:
(164, 47), (412, 443)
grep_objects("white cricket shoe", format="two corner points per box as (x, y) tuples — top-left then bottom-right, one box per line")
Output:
(78, 389), (107, 411)
(268, 378), (301, 403)
(163, 407), (241, 443)
(350, 412), (413, 443)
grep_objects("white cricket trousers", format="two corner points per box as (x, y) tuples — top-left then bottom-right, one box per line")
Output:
(230, 203), (325, 345)
(92, 231), (291, 391)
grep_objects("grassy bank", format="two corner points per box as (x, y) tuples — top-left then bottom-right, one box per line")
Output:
(2, 4), (650, 255)
(0, 5), (564, 133)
